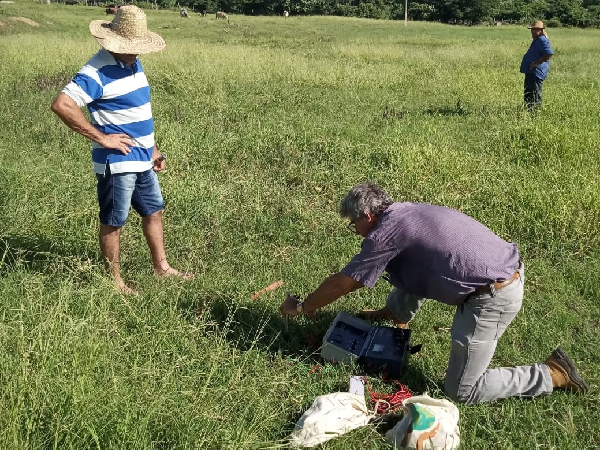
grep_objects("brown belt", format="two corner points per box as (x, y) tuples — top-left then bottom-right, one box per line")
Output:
(474, 271), (520, 295)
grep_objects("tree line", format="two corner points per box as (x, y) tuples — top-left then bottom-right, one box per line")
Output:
(59, 0), (600, 27)
(186, 0), (600, 27)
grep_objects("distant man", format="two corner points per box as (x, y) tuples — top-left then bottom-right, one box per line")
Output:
(51, 6), (192, 294)
(520, 20), (553, 111)
(280, 183), (588, 404)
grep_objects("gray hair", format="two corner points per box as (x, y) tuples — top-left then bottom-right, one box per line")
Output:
(339, 183), (393, 221)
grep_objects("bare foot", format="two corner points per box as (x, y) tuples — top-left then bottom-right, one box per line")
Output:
(155, 266), (194, 280)
(360, 306), (408, 328)
(115, 278), (136, 295)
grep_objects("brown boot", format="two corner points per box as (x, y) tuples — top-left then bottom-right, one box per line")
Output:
(545, 347), (588, 393)
(359, 306), (408, 329)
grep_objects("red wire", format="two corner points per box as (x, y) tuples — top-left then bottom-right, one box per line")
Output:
(362, 377), (412, 414)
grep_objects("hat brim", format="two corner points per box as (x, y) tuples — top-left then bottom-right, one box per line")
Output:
(90, 20), (165, 54)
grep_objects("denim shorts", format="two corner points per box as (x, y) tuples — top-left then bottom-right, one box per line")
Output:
(96, 166), (164, 227)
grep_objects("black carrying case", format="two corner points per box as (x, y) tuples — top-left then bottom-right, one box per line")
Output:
(321, 312), (414, 378)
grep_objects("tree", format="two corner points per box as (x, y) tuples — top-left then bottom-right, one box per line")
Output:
(430, 0), (500, 23)
(409, 2), (435, 20)
(149, 0), (600, 28)
(548, 0), (589, 25)
(496, 0), (528, 21)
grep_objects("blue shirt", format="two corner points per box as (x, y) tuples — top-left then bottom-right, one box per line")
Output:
(342, 203), (521, 305)
(62, 49), (155, 174)
(520, 35), (553, 80)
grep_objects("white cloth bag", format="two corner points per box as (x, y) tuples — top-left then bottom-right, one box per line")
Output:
(289, 392), (373, 448)
(385, 394), (460, 450)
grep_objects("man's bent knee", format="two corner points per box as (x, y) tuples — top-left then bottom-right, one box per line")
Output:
(444, 379), (476, 405)
(385, 289), (423, 324)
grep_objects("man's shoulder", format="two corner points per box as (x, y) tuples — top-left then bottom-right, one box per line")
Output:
(81, 49), (116, 72)
(542, 35), (553, 48)
(383, 201), (445, 219)
(535, 36), (553, 54)
(370, 203), (414, 241)
(536, 35), (551, 46)
(378, 202), (466, 234)
(382, 201), (417, 215)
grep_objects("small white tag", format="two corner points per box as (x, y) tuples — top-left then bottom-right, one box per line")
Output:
(349, 376), (365, 396)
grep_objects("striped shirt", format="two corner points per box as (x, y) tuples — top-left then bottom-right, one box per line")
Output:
(342, 203), (521, 305)
(62, 49), (155, 174)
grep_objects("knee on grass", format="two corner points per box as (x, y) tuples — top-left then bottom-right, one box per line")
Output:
(444, 381), (478, 405)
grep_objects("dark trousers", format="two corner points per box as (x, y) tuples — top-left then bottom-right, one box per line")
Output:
(524, 73), (543, 111)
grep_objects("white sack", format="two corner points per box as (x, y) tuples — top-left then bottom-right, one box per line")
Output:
(385, 394), (460, 450)
(289, 392), (373, 448)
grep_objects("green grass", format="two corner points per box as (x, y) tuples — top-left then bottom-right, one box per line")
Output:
(1, 2), (599, 448)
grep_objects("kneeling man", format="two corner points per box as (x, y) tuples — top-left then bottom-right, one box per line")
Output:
(280, 183), (587, 404)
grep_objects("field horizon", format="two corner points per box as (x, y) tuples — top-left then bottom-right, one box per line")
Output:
(1, 3), (599, 449)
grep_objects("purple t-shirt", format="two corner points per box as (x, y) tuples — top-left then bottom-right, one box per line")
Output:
(342, 203), (520, 305)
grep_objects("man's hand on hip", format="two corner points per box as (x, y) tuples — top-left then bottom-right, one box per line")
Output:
(99, 133), (133, 155)
(50, 94), (134, 154)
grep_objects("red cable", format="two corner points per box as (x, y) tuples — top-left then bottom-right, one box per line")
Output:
(309, 364), (322, 374)
(362, 377), (412, 414)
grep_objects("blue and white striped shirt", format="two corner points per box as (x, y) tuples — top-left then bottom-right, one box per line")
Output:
(62, 49), (155, 174)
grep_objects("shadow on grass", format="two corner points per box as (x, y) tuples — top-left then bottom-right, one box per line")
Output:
(176, 291), (443, 446)
(177, 292), (436, 393)
(0, 234), (97, 277)
(424, 100), (469, 117)
(373, 103), (527, 126)
(178, 292), (337, 356)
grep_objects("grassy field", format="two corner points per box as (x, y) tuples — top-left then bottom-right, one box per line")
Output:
(1, 2), (600, 448)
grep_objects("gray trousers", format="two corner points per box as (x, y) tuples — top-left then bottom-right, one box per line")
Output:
(386, 264), (554, 404)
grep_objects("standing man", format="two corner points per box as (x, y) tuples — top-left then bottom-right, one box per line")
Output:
(520, 20), (554, 111)
(51, 6), (192, 294)
(280, 183), (588, 404)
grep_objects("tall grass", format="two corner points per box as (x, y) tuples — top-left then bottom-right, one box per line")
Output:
(0, 3), (599, 448)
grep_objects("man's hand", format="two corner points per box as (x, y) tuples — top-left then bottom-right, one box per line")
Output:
(280, 293), (302, 318)
(530, 54), (552, 71)
(98, 133), (133, 155)
(152, 145), (165, 172)
(153, 156), (166, 172)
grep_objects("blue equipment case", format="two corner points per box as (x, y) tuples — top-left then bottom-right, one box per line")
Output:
(321, 312), (412, 377)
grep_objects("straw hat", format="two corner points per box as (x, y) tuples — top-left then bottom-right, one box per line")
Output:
(90, 5), (165, 54)
(527, 20), (545, 29)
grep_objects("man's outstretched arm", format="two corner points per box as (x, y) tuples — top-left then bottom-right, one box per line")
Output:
(280, 272), (363, 317)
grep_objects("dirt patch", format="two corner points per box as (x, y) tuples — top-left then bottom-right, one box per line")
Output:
(35, 73), (72, 90)
(8, 17), (40, 27)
